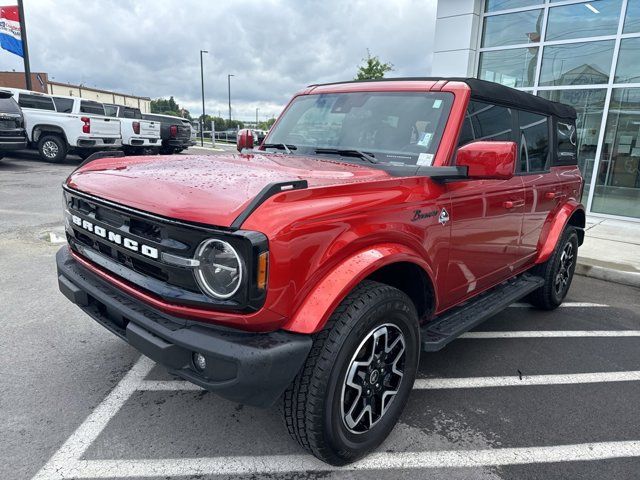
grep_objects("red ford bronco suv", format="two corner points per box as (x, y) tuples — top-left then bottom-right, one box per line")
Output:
(57, 78), (584, 465)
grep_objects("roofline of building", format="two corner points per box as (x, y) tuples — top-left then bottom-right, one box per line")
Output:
(47, 80), (151, 101)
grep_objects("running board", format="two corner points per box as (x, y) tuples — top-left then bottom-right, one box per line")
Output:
(421, 274), (544, 352)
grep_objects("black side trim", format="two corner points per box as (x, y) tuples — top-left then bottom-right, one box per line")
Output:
(230, 180), (308, 229)
(420, 166), (468, 182)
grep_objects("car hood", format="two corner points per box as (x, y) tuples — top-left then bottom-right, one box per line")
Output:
(67, 153), (390, 227)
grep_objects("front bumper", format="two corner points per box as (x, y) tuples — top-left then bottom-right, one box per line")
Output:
(56, 247), (312, 407)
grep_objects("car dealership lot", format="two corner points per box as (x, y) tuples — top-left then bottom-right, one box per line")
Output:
(1, 152), (640, 480)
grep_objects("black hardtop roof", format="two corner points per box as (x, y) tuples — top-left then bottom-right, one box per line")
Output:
(308, 77), (577, 120)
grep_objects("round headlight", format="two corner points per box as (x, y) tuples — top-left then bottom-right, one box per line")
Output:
(194, 239), (243, 299)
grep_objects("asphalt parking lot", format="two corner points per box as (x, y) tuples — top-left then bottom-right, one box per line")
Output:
(2, 150), (640, 480)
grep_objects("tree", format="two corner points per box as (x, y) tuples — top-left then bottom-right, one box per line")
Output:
(151, 96), (191, 119)
(257, 117), (276, 131)
(355, 50), (394, 80)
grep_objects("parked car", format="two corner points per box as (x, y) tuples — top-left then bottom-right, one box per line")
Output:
(4, 88), (121, 162)
(141, 113), (191, 154)
(56, 78), (584, 465)
(104, 104), (161, 155)
(0, 90), (27, 160)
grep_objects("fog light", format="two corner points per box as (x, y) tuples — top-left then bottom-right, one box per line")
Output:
(192, 352), (207, 372)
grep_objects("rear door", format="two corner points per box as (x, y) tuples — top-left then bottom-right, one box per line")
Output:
(517, 110), (558, 263)
(444, 101), (525, 307)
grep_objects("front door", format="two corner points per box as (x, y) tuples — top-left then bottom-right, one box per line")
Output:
(441, 100), (525, 308)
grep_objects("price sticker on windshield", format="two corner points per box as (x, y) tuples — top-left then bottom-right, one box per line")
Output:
(417, 132), (432, 148)
(432, 99), (443, 109)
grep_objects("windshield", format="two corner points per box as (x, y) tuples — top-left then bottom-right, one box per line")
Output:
(265, 91), (453, 166)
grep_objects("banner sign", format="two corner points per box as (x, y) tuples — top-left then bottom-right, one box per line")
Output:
(0, 6), (23, 58)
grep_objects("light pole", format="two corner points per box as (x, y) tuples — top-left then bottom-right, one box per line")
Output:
(255, 107), (259, 127)
(227, 74), (234, 124)
(199, 50), (208, 147)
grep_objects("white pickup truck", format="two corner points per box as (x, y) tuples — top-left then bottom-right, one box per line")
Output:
(3, 88), (121, 162)
(104, 104), (161, 155)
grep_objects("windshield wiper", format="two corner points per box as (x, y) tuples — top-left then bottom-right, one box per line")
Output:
(314, 148), (378, 164)
(262, 143), (297, 154)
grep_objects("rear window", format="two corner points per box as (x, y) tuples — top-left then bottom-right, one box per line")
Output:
(143, 114), (166, 123)
(104, 105), (118, 117)
(18, 93), (55, 111)
(0, 96), (21, 114)
(121, 107), (142, 119)
(52, 97), (73, 113)
(80, 101), (105, 115)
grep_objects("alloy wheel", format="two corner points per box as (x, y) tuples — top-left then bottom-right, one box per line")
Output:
(554, 241), (574, 296)
(341, 323), (406, 434)
(43, 140), (59, 158)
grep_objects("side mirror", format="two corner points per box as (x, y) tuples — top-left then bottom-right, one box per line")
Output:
(236, 129), (254, 152)
(456, 141), (517, 180)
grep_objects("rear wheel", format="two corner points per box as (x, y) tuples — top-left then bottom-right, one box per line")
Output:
(282, 280), (420, 465)
(529, 226), (579, 310)
(38, 135), (67, 163)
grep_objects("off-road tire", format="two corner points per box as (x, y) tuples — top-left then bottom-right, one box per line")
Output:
(529, 226), (579, 310)
(282, 280), (420, 465)
(38, 135), (67, 163)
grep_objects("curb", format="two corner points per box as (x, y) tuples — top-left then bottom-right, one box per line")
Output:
(576, 260), (640, 288)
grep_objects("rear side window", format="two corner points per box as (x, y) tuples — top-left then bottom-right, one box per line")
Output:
(18, 94), (55, 111)
(458, 101), (513, 146)
(518, 111), (550, 172)
(80, 101), (105, 115)
(556, 121), (578, 165)
(121, 107), (142, 119)
(0, 96), (21, 114)
(52, 97), (73, 113)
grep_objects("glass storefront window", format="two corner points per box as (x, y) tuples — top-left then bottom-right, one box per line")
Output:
(485, 0), (542, 13)
(545, 0), (622, 41)
(482, 10), (543, 47)
(592, 88), (640, 218)
(538, 89), (607, 201)
(479, 48), (538, 88)
(614, 38), (640, 84)
(539, 40), (614, 86)
(623, 0), (640, 33)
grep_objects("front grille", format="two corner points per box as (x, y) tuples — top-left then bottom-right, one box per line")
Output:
(63, 188), (245, 309)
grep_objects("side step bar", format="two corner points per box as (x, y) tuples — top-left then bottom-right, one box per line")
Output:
(421, 273), (544, 352)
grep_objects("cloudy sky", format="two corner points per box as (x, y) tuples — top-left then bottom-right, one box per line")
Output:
(0, 0), (436, 121)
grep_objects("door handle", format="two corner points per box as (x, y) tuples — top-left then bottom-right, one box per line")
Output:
(545, 191), (566, 200)
(503, 200), (524, 209)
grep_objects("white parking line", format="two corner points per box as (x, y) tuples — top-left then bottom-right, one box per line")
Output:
(32, 356), (155, 480)
(509, 302), (607, 308)
(414, 370), (640, 390)
(39, 441), (640, 478)
(460, 330), (640, 338)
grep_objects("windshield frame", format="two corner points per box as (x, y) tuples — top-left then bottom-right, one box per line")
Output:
(261, 90), (454, 174)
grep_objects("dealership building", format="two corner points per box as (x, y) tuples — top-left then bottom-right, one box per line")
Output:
(432, 0), (640, 221)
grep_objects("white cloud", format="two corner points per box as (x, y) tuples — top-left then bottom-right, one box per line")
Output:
(0, 0), (436, 120)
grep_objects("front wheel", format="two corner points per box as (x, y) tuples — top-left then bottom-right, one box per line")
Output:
(529, 226), (579, 310)
(283, 280), (420, 465)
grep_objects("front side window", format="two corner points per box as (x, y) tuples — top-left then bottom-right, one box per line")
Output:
(459, 101), (514, 147)
(80, 101), (105, 115)
(265, 91), (454, 167)
(518, 111), (549, 172)
(52, 97), (73, 113)
(18, 94), (55, 111)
